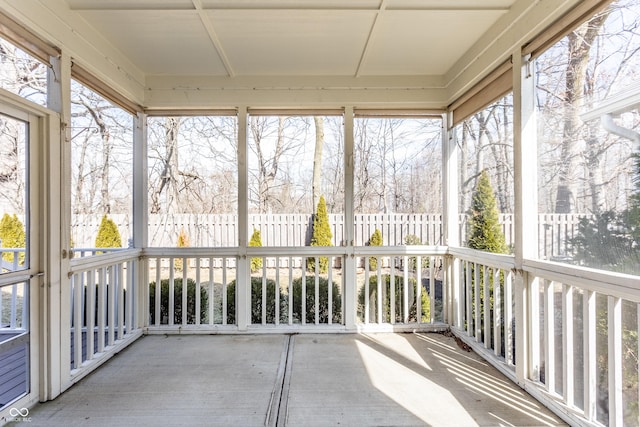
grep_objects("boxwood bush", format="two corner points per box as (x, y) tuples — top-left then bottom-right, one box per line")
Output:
(358, 274), (430, 323)
(226, 277), (283, 324)
(149, 278), (208, 324)
(291, 276), (342, 324)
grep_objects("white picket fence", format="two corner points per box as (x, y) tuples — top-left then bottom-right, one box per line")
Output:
(70, 213), (591, 260)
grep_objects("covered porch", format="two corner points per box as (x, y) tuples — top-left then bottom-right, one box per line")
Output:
(17, 333), (565, 426)
(0, 0), (639, 426)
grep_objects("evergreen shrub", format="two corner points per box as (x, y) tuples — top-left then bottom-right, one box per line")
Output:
(249, 228), (263, 273)
(291, 276), (342, 324)
(95, 215), (122, 253)
(148, 278), (208, 324)
(368, 228), (383, 270)
(307, 196), (333, 273)
(358, 274), (430, 323)
(0, 213), (26, 265)
(226, 277), (283, 324)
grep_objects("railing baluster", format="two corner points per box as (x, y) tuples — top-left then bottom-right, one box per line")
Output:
(403, 256), (409, 324)
(208, 257), (214, 325)
(563, 284), (573, 406)
(301, 260), (306, 325)
(168, 259), (175, 326)
(376, 260), (382, 324)
(117, 262), (124, 340)
(483, 265), (490, 350)
(155, 258), (161, 326)
(73, 273), (82, 369)
(125, 260), (133, 334)
(86, 269), (95, 360)
(583, 290), (597, 421)
(181, 257), (188, 326)
(275, 256), (280, 326)
(314, 257), (319, 325)
(97, 267), (106, 354)
(196, 257), (201, 326)
(474, 263), (480, 342)
(22, 281), (29, 330)
(465, 260), (472, 336)
(390, 256), (395, 324)
(544, 280), (555, 393)
(222, 257), (228, 325)
(430, 256), (435, 324)
(416, 256), (422, 324)
(107, 265), (115, 346)
(364, 257), (370, 324)
(327, 257), (333, 325)
(493, 267), (501, 357)
(10, 283), (18, 329)
(608, 296), (623, 427)
(262, 261), (267, 325)
(504, 270), (513, 366)
(287, 257), (293, 325)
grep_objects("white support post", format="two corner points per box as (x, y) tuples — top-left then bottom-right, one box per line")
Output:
(45, 52), (71, 399)
(133, 112), (148, 328)
(237, 106), (250, 330)
(442, 112), (459, 327)
(513, 48), (538, 385)
(343, 106), (356, 330)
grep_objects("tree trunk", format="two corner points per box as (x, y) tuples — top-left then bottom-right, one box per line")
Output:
(312, 116), (324, 213)
(555, 13), (608, 213)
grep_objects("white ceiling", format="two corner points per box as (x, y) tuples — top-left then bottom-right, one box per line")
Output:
(63, 0), (516, 78)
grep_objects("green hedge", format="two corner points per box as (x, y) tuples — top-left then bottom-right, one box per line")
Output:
(226, 276), (341, 325)
(226, 277), (283, 324)
(149, 278), (208, 324)
(291, 276), (342, 324)
(358, 274), (430, 323)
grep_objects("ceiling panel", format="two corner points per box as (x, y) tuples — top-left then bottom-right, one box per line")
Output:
(64, 0), (517, 79)
(209, 9), (376, 75)
(360, 10), (506, 76)
(76, 10), (228, 75)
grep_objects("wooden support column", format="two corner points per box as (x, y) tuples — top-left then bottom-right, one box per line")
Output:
(133, 112), (148, 328)
(237, 106), (250, 330)
(45, 52), (71, 398)
(343, 106), (356, 330)
(513, 49), (539, 385)
(442, 112), (459, 326)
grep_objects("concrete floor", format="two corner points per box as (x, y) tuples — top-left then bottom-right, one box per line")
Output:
(12, 333), (566, 427)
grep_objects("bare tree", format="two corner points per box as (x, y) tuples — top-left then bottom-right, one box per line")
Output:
(312, 116), (324, 212)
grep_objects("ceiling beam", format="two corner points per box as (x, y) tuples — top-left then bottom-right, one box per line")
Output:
(192, 0), (235, 77)
(355, 0), (387, 78)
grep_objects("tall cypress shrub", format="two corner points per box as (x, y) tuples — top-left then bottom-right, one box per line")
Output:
(466, 170), (507, 341)
(368, 228), (383, 270)
(467, 170), (507, 254)
(94, 215), (122, 253)
(0, 213), (26, 265)
(249, 228), (263, 273)
(308, 196), (333, 273)
(175, 227), (189, 271)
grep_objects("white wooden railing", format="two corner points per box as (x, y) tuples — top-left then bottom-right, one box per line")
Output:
(449, 247), (640, 427)
(0, 277), (28, 331)
(61, 242), (640, 425)
(143, 246), (450, 333)
(68, 249), (142, 376)
(0, 248), (25, 273)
